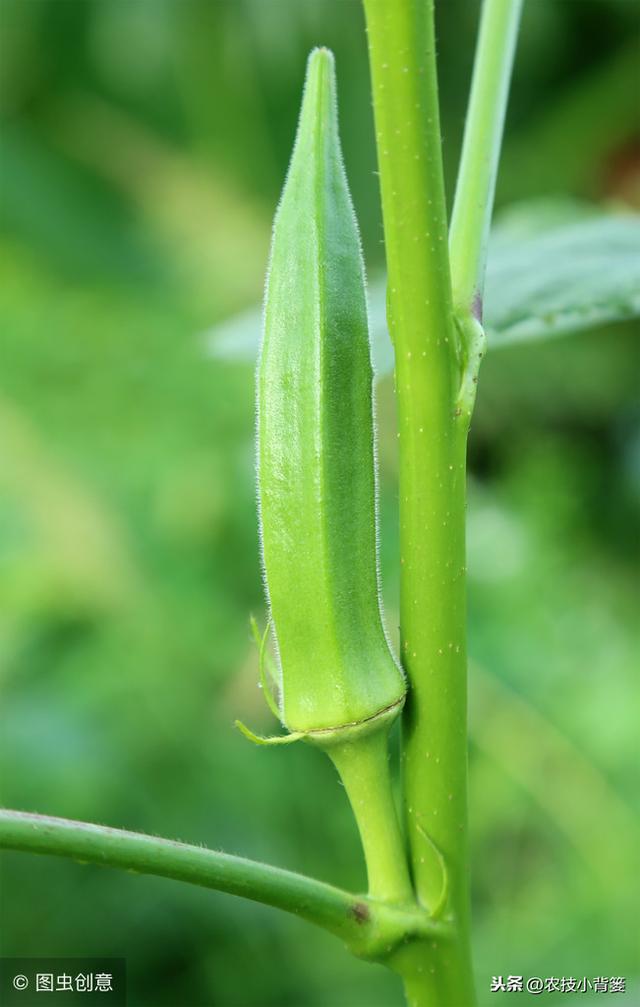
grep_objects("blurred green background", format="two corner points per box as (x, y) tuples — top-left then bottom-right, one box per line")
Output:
(1, 1), (639, 1005)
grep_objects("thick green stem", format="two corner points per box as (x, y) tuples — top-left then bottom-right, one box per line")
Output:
(449, 0), (524, 318)
(328, 725), (413, 904)
(362, 0), (458, 386)
(362, 1), (475, 1003)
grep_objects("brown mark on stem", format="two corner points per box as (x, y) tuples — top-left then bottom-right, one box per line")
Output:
(349, 901), (371, 924)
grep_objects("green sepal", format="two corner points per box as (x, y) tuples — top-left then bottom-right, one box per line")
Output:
(235, 696), (404, 751)
(249, 615), (281, 720)
(234, 720), (303, 747)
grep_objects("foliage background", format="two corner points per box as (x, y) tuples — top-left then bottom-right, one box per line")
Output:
(1, 1), (638, 1004)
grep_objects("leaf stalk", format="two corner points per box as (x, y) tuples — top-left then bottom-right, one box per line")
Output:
(449, 0), (524, 319)
(0, 809), (448, 962)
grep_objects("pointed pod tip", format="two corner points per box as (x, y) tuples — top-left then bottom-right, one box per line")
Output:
(290, 46), (338, 158)
(305, 47), (336, 92)
(308, 46), (335, 66)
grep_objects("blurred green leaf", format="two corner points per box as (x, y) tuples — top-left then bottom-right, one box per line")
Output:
(484, 207), (640, 345)
(208, 204), (640, 375)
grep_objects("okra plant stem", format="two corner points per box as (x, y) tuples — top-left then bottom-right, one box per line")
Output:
(363, 0), (475, 1002)
(450, 0), (524, 317)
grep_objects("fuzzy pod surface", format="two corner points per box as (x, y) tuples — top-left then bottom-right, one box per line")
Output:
(258, 48), (405, 737)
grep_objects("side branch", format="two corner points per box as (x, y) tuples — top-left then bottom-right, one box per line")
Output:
(449, 0), (524, 317)
(0, 810), (361, 940)
(0, 810), (447, 957)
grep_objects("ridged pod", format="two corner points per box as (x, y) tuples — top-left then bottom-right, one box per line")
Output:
(258, 48), (405, 740)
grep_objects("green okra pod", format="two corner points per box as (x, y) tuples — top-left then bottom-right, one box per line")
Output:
(258, 48), (405, 741)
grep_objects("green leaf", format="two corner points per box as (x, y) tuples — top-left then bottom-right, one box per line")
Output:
(207, 203), (640, 376)
(484, 204), (640, 346)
